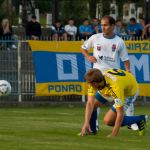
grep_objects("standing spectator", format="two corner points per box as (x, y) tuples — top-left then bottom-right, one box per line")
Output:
(51, 20), (67, 41)
(139, 18), (146, 28)
(0, 18), (16, 50)
(127, 18), (143, 38)
(145, 23), (150, 39)
(79, 18), (93, 40)
(91, 18), (102, 34)
(26, 15), (41, 40)
(114, 19), (127, 37)
(64, 18), (77, 40)
(142, 22), (150, 39)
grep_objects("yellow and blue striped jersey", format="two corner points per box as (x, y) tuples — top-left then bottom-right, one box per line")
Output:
(88, 69), (138, 107)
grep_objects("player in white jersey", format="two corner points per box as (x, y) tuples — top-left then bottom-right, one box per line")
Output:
(81, 15), (137, 133)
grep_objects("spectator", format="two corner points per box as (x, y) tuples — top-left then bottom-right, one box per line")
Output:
(139, 18), (147, 39)
(64, 18), (77, 40)
(26, 15), (41, 40)
(79, 18), (93, 40)
(139, 18), (146, 28)
(127, 17), (143, 38)
(144, 23), (150, 39)
(0, 18), (16, 50)
(141, 20), (150, 39)
(51, 20), (67, 41)
(91, 18), (102, 34)
(114, 19), (127, 37)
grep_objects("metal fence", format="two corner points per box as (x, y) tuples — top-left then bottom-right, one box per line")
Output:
(0, 39), (82, 103)
(0, 39), (149, 104)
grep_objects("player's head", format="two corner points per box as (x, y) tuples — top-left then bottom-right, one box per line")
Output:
(85, 69), (106, 90)
(101, 15), (115, 36)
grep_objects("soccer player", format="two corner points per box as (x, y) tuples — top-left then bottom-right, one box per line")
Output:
(81, 15), (137, 132)
(81, 68), (147, 137)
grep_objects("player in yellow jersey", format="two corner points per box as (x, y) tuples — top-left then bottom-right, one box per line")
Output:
(80, 68), (147, 137)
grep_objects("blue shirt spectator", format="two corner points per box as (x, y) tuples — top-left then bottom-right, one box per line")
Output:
(114, 19), (127, 37)
(91, 18), (102, 34)
(127, 18), (143, 38)
(79, 18), (93, 40)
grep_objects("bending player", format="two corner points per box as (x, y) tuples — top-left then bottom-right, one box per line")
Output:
(80, 68), (147, 137)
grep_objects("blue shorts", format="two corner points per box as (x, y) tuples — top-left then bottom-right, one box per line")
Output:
(95, 91), (108, 104)
(95, 92), (115, 112)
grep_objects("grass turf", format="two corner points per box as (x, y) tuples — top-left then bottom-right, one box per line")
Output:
(0, 105), (149, 150)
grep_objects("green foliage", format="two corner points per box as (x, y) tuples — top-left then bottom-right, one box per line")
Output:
(0, 0), (4, 4)
(35, 0), (52, 13)
(59, 0), (90, 25)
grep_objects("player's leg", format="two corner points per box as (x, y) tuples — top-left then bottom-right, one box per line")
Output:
(96, 107), (100, 131)
(124, 90), (139, 130)
(89, 92), (107, 134)
(112, 104), (148, 136)
(103, 109), (116, 126)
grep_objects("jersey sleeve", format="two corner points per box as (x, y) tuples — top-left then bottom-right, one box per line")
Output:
(81, 35), (95, 50)
(111, 82), (125, 108)
(87, 84), (97, 96)
(119, 39), (129, 62)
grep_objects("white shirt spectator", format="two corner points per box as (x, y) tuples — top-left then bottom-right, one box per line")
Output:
(65, 24), (77, 36)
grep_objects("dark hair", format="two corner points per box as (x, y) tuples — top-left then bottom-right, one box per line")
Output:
(32, 15), (36, 19)
(82, 18), (89, 22)
(55, 20), (61, 23)
(130, 17), (136, 22)
(69, 18), (74, 21)
(102, 15), (116, 25)
(116, 19), (121, 23)
(84, 69), (104, 83)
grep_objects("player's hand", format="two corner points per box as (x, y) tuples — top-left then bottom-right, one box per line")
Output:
(87, 56), (97, 63)
(81, 124), (92, 136)
(106, 134), (116, 138)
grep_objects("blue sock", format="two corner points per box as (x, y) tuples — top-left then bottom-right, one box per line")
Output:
(121, 115), (145, 126)
(90, 110), (97, 134)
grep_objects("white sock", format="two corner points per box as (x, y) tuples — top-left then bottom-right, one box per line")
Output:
(96, 107), (100, 127)
(125, 103), (134, 116)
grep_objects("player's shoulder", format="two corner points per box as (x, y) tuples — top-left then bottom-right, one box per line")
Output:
(114, 35), (124, 42)
(86, 33), (103, 42)
(90, 33), (103, 39)
(103, 70), (117, 81)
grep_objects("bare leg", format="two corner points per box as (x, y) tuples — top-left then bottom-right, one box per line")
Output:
(104, 109), (116, 126)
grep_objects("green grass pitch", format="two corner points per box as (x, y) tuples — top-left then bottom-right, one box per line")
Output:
(0, 105), (149, 150)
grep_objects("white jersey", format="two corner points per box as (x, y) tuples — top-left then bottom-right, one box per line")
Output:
(81, 33), (129, 72)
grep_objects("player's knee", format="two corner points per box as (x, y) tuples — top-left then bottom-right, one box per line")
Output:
(103, 117), (111, 125)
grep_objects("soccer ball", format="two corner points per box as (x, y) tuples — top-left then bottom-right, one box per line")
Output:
(0, 80), (11, 96)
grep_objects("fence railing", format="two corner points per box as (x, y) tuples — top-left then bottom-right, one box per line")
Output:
(0, 38), (149, 103)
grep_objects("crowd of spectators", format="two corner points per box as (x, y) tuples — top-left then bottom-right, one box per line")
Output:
(0, 15), (150, 43)
(48, 17), (150, 40)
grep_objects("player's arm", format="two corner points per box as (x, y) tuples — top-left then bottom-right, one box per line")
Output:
(81, 36), (97, 63)
(81, 48), (97, 63)
(109, 83), (124, 136)
(123, 60), (131, 72)
(111, 105), (124, 136)
(119, 40), (131, 72)
(81, 95), (95, 136)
